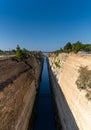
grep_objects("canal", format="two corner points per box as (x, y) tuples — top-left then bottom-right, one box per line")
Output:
(34, 57), (57, 130)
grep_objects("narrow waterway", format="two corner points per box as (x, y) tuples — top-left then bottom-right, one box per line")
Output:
(34, 57), (57, 130)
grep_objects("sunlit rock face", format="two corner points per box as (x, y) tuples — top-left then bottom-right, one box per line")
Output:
(0, 54), (43, 130)
(48, 53), (68, 81)
(48, 53), (91, 130)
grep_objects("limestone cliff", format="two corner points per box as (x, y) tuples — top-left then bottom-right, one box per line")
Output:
(0, 54), (43, 130)
(48, 53), (91, 130)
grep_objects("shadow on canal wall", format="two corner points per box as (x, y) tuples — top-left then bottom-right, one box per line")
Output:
(48, 65), (79, 130)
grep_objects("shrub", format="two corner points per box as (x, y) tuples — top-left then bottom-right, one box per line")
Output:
(16, 45), (29, 61)
(76, 66), (91, 100)
(55, 62), (60, 68)
(64, 42), (72, 53)
(86, 92), (91, 101)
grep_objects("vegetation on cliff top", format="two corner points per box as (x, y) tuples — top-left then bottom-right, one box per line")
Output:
(54, 41), (91, 54)
(16, 45), (30, 61)
(76, 66), (91, 101)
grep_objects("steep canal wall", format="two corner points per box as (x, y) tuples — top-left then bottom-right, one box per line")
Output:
(0, 54), (43, 130)
(48, 53), (91, 130)
(48, 66), (79, 130)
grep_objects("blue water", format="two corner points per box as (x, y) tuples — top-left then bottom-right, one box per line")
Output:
(34, 57), (57, 130)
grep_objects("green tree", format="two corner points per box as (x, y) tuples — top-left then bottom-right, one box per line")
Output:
(59, 48), (63, 53)
(0, 49), (3, 55)
(72, 41), (82, 53)
(84, 44), (91, 52)
(64, 42), (72, 53)
(22, 48), (30, 59)
(16, 50), (22, 60)
(16, 45), (29, 61)
(16, 44), (21, 50)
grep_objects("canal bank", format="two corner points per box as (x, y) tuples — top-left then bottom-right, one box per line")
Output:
(48, 60), (79, 130)
(0, 54), (43, 130)
(33, 57), (57, 130)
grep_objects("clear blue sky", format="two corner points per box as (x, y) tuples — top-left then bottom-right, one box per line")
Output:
(0, 0), (91, 51)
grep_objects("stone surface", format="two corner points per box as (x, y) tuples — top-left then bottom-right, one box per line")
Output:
(0, 54), (43, 130)
(48, 53), (91, 130)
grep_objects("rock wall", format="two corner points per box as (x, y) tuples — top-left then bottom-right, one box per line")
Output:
(49, 64), (79, 130)
(15, 81), (36, 130)
(0, 54), (43, 130)
(48, 53), (91, 130)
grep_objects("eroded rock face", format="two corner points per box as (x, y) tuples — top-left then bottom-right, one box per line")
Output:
(48, 53), (91, 130)
(0, 54), (43, 130)
(48, 53), (68, 81)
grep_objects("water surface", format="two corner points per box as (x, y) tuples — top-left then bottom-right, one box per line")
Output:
(34, 57), (57, 130)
